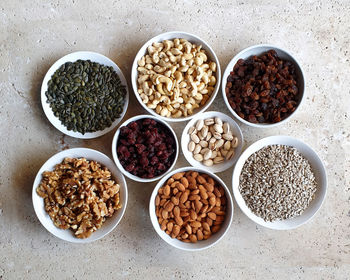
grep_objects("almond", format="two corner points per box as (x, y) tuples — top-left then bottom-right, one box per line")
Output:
(207, 212), (217, 220)
(173, 206), (180, 217)
(172, 172), (185, 180)
(180, 177), (189, 188)
(180, 191), (189, 204)
(190, 221), (201, 228)
(155, 195), (160, 206)
(172, 225), (180, 237)
(171, 196), (179, 205)
(197, 229), (204, 241)
(189, 234), (198, 243)
(164, 184), (170, 196)
(175, 216), (184, 226)
(164, 201), (174, 212)
(202, 222), (210, 232)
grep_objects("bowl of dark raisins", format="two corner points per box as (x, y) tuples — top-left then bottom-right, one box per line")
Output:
(222, 45), (305, 128)
(112, 115), (179, 182)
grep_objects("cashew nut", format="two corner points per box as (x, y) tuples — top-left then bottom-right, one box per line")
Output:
(197, 52), (207, 62)
(209, 62), (216, 72)
(156, 76), (172, 91)
(163, 40), (173, 52)
(209, 76), (216, 86)
(152, 53), (160, 64)
(138, 74), (149, 84)
(138, 56), (145, 67)
(147, 45), (156, 55)
(140, 93), (149, 104)
(154, 65), (166, 73)
(137, 66), (148, 75)
(194, 56), (203, 66)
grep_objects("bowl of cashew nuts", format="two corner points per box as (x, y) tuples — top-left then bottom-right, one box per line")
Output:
(131, 31), (221, 122)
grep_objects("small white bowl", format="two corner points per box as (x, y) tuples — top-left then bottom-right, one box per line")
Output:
(131, 31), (221, 122)
(112, 114), (179, 183)
(32, 148), (128, 243)
(181, 111), (244, 173)
(222, 44), (305, 128)
(232, 136), (327, 230)
(149, 167), (234, 251)
(41, 51), (129, 139)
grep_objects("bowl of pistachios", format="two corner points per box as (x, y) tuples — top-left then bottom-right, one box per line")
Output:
(181, 111), (243, 173)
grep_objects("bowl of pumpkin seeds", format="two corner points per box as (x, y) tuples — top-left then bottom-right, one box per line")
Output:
(232, 135), (327, 230)
(41, 51), (129, 139)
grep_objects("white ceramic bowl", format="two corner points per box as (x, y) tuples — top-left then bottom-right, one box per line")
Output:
(222, 44), (305, 128)
(181, 111), (244, 173)
(131, 31), (221, 122)
(232, 136), (327, 230)
(149, 167), (233, 251)
(32, 148), (128, 243)
(112, 114), (179, 182)
(41, 51), (129, 139)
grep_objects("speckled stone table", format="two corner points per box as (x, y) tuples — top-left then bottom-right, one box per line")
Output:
(0, 1), (349, 279)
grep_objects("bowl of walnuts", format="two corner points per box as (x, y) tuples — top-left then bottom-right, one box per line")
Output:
(32, 148), (128, 243)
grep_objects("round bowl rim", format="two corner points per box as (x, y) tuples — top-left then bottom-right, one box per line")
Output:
(111, 114), (179, 182)
(149, 166), (234, 251)
(41, 51), (129, 139)
(221, 44), (305, 128)
(131, 31), (221, 122)
(232, 135), (327, 230)
(180, 110), (244, 173)
(32, 147), (128, 243)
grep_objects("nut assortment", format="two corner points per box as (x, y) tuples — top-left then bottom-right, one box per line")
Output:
(155, 171), (227, 243)
(225, 50), (300, 123)
(187, 117), (239, 166)
(239, 145), (317, 222)
(36, 157), (122, 239)
(34, 33), (320, 245)
(136, 38), (217, 118)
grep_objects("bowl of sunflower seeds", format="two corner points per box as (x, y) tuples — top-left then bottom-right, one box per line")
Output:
(232, 135), (327, 230)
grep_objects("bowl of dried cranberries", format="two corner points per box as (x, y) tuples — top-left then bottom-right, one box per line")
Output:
(222, 44), (305, 128)
(112, 115), (179, 182)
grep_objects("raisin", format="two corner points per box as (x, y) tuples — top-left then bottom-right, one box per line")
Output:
(225, 50), (300, 123)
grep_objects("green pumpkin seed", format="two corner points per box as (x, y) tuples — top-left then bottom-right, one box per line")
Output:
(45, 59), (126, 134)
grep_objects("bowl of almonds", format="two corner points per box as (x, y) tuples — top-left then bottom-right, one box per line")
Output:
(181, 111), (244, 173)
(131, 31), (221, 122)
(149, 167), (233, 251)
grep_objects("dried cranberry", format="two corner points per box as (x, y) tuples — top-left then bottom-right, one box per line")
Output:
(135, 144), (146, 154)
(125, 163), (135, 172)
(117, 118), (176, 178)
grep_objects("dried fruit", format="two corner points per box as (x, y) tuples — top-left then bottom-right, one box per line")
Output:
(226, 50), (300, 123)
(117, 118), (176, 178)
